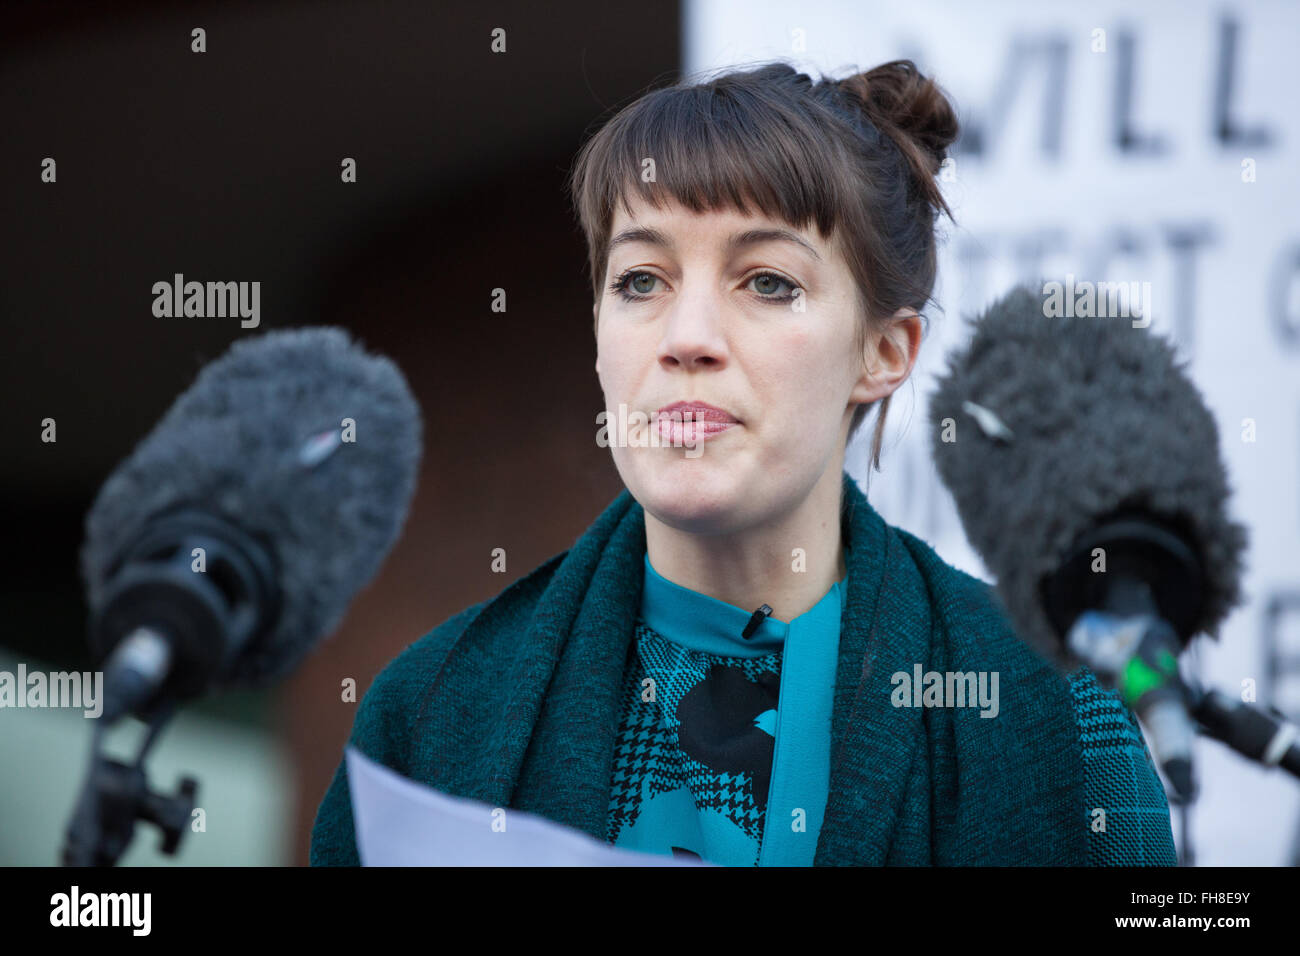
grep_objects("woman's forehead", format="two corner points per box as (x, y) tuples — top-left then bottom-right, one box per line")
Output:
(608, 193), (836, 262)
(612, 191), (799, 233)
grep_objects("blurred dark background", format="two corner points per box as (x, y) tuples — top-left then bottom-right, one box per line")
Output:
(1, 0), (679, 864)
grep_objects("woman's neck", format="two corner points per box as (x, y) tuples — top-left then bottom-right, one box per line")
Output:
(642, 467), (846, 622)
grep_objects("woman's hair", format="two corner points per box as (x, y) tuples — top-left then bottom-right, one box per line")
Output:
(567, 59), (960, 470)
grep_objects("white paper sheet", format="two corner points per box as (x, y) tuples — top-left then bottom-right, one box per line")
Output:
(345, 745), (715, 866)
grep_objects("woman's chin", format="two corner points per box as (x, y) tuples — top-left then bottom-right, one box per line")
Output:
(631, 458), (743, 529)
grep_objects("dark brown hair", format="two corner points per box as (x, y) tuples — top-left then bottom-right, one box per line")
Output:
(567, 59), (959, 470)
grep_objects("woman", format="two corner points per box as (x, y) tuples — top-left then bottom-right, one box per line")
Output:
(311, 59), (1176, 866)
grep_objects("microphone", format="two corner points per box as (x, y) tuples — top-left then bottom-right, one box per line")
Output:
(928, 282), (1249, 802)
(742, 604), (773, 640)
(80, 326), (422, 721)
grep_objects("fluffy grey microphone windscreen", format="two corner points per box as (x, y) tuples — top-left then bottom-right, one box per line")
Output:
(81, 327), (422, 688)
(929, 282), (1247, 666)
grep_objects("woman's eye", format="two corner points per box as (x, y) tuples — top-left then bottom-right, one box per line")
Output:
(608, 269), (799, 302)
(748, 272), (797, 298)
(630, 272), (658, 295)
(608, 270), (661, 300)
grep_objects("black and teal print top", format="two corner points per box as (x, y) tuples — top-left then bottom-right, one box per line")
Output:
(606, 553), (848, 866)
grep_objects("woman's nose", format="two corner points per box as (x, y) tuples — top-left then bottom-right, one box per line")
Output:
(658, 293), (728, 370)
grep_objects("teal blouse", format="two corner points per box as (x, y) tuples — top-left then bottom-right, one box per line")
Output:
(606, 553), (848, 865)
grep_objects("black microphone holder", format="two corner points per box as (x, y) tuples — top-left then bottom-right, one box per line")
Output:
(61, 702), (197, 866)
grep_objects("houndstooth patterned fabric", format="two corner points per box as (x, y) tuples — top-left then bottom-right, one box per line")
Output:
(1070, 667), (1179, 865)
(607, 619), (779, 859)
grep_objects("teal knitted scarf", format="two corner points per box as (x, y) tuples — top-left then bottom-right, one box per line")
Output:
(311, 470), (1089, 865)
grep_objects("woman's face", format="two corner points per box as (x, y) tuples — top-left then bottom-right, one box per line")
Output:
(594, 191), (911, 535)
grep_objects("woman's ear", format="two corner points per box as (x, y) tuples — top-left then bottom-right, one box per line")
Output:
(850, 307), (923, 405)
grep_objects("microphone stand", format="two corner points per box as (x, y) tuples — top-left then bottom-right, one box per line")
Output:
(61, 701), (197, 866)
(65, 506), (276, 865)
(1185, 683), (1300, 778)
(1172, 679), (1300, 867)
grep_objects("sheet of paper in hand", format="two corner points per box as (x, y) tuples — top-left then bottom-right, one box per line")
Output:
(345, 746), (715, 866)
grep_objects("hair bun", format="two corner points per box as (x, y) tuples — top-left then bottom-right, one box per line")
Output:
(836, 59), (958, 218)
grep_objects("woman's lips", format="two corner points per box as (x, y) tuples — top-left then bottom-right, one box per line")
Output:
(653, 402), (740, 447)
(657, 417), (736, 445)
(656, 401), (739, 423)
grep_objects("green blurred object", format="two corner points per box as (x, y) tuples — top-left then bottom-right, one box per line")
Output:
(0, 649), (292, 866)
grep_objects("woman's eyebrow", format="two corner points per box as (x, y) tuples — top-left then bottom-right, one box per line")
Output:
(731, 228), (823, 262)
(608, 225), (822, 262)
